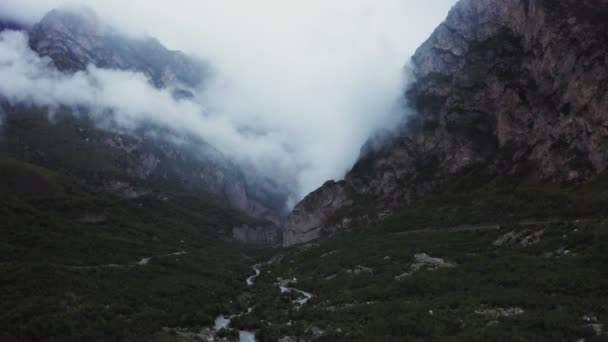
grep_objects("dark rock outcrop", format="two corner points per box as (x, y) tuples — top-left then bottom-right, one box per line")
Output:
(285, 0), (608, 245)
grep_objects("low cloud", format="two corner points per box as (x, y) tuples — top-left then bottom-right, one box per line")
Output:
(0, 1), (457, 202)
(0, 30), (300, 193)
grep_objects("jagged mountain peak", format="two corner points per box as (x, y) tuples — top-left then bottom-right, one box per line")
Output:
(28, 6), (208, 88)
(37, 5), (104, 34)
(413, 0), (608, 80)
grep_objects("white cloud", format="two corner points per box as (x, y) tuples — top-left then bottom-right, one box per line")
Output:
(0, 0), (457, 201)
(0, 30), (297, 174)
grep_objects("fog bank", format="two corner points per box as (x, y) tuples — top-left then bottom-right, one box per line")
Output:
(0, 0), (457, 201)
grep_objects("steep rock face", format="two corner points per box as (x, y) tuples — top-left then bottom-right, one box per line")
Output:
(285, 0), (608, 245)
(28, 8), (207, 88)
(232, 224), (283, 247)
(410, 0), (608, 181)
(283, 181), (354, 246)
(102, 132), (287, 226)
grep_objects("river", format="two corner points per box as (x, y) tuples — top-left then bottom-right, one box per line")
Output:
(214, 263), (315, 341)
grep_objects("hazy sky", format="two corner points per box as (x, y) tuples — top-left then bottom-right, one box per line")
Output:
(0, 0), (457, 201)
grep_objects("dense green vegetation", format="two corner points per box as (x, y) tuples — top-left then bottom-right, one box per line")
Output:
(2, 110), (607, 341)
(0, 153), (257, 341)
(0, 107), (264, 341)
(237, 218), (608, 341)
(0, 186), (256, 341)
(3, 155), (607, 341)
(216, 170), (608, 341)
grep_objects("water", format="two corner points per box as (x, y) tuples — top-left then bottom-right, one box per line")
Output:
(214, 314), (257, 342)
(279, 286), (314, 305)
(214, 262), (314, 342)
(239, 330), (257, 342)
(214, 309), (258, 342)
(245, 264), (261, 286)
(214, 315), (231, 330)
(213, 263), (283, 342)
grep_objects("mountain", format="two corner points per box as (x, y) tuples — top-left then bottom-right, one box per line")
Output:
(28, 7), (206, 89)
(0, 7), (286, 246)
(0, 8), (288, 340)
(2, 1), (607, 341)
(284, 0), (608, 246)
(0, 17), (27, 32)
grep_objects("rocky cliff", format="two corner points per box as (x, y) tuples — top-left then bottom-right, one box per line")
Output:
(284, 0), (608, 245)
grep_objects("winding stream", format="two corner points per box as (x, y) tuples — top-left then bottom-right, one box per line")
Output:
(214, 262), (315, 341)
(245, 264), (261, 286)
(279, 286), (314, 305)
(213, 265), (261, 341)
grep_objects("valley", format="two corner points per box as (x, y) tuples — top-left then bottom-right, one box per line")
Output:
(3, 138), (607, 341)
(156, 211), (608, 341)
(1, 0), (608, 341)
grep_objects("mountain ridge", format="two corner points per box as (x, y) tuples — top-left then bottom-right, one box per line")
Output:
(284, 0), (608, 246)
(0, 7), (287, 245)
(28, 7), (208, 89)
